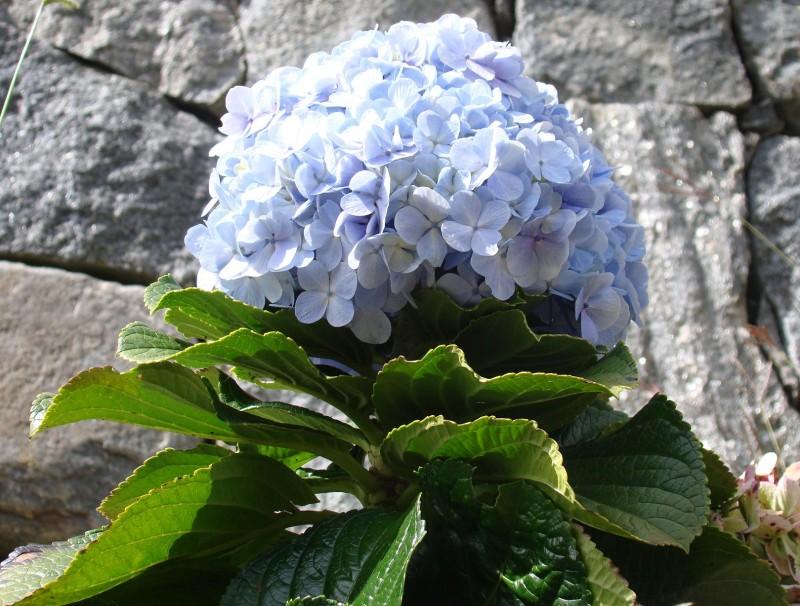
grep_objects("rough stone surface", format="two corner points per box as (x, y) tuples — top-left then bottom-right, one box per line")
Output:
(0, 261), (196, 558)
(569, 100), (800, 469)
(748, 136), (800, 387)
(732, 0), (800, 132)
(8, 0), (245, 113)
(0, 20), (212, 285)
(239, 0), (494, 85)
(515, 0), (751, 108)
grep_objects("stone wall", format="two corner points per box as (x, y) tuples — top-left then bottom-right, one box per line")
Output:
(1, 0), (798, 556)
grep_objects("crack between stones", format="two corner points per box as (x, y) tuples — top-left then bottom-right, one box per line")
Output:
(481, 0), (516, 41)
(0, 253), (153, 287)
(725, 2), (799, 409)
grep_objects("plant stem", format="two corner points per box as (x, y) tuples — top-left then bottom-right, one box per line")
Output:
(302, 476), (367, 505)
(346, 409), (386, 446)
(325, 448), (383, 494)
(394, 481), (421, 510)
(0, 0), (46, 137)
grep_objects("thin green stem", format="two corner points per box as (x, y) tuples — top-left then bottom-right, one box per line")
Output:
(325, 448), (382, 494)
(0, 1), (46, 136)
(345, 409), (386, 446)
(302, 476), (367, 505)
(394, 481), (421, 511)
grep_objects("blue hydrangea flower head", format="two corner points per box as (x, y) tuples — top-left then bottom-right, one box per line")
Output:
(185, 14), (649, 347)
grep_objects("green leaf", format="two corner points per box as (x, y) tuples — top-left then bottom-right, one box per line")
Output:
(562, 395), (709, 550)
(152, 287), (373, 371)
(285, 597), (347, 606)
(553, 399), (629, 448)
(7, 454), (318, 605)
(167, 329), (374, 423)
(373, 344), (615, 431)
(66, 560), (234, 605)
(577, 342), (638, 397)
(405, 460), (591, 605)
(30, 363), (222, 438)
(97, 444), (232, 521)
(116, 321), (191, 363)
(571, 525), (636, 606)
(31, 363), (358, 462)
(143, 275), (182, 313)
(454, 309), (600, 375)
(221, 498), (425, 606)
(392, 288), (527, 357)
(249, 445), (317, 471)
(702, 447), (738, 509)
(380, 416), (575, 506)
(593, 525), (788, 606)
(218, 373), (367, 449)
(0, 530), (100, 606)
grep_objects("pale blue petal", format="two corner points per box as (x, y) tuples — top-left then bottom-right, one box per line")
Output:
(297, 260), (330, 292)
(330, 263), (358, 299)
(349, 307), (391, 344)
(184, 225), (210, 257)
(325, 296), (354, 327)
(478, 199), (511, 230)
(394, 206), (429, 243)
(417, 229), (448, 266)
(471, 227), (501, 256)
(295, 291), (329, 324)
(440, 221), (475, 252)
(448, 191), (482, 225)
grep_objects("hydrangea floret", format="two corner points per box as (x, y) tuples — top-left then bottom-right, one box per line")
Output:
(185, 14), (648, 345)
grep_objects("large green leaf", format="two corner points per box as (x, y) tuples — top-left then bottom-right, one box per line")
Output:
(71, 560), (235, 605)
(284, 598), (346, 606)
(702, 447), (738, 510)
(373, 344), (615, 431)
(553, 399), (629, 448)
(562, 395), (709, 550)
(30, 363), (357, 462)
(571, 525), (636, 606)
(404, 460), (591, 605)
(221, 498), (425, 606)
(7, 454), (318, 605)
(165, 329), (374, 424)
(593, 526), (788, 606)
(217, 373), (367, 449)
(0, 531), (101, 606)
(143, 275), (183, 313)
(149, 286), (373, 372)
(380, 416), (574, 505)
(392, 288), (527, 357)
(577, 342), (638, 397)
(454, 309), (599, 375)
(116, 322), (191, 363)
(97, 444), (232, 521)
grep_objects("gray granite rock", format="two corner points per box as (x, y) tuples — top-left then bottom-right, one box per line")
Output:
(732, 0), (800, 132)
(0, 261), (197, 558)
(748, 136), (800, 389)
(238, 0), (494, 85)
(567, 100), (800, 470)
(515, 0), (751, 108)
(0, 20), (213, 285)
(8, 0), (245, 113)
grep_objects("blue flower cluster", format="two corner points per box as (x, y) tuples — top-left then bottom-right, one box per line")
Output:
(185, 15), (648, 346)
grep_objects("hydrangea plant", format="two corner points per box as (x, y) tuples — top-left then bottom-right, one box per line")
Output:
(184, 14), (647, 347)
(0, 15), (790, 606)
